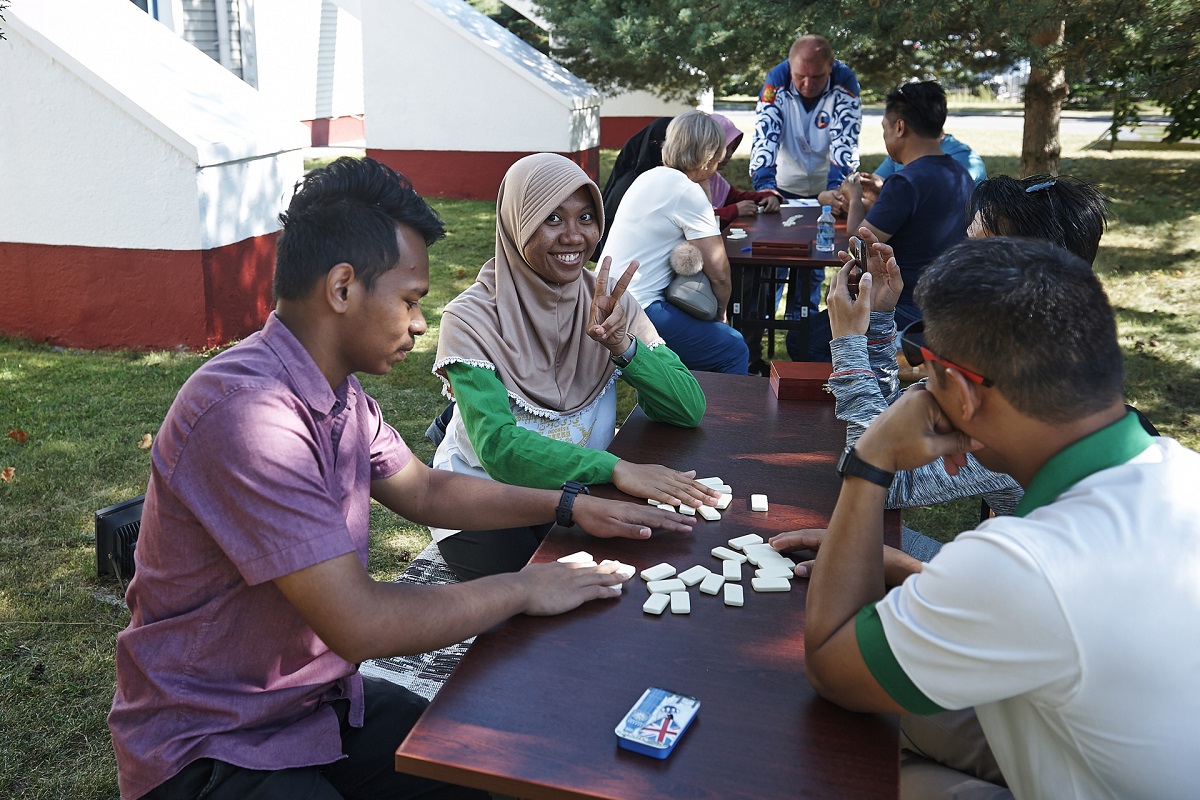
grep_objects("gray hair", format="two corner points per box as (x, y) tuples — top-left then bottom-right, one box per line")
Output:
(662, 111), (724, 173)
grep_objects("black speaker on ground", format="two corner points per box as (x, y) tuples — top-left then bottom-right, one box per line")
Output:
(95, 495), (143, 584)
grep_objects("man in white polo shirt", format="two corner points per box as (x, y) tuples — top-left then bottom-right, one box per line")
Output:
(783, 237), (1200, 799)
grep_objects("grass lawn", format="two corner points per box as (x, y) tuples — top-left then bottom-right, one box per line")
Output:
(2, 123), (1198, 799)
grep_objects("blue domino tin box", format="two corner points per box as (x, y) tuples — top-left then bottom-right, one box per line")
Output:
(614, 687), (700, 759)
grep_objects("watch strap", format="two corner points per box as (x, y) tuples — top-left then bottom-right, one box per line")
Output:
(836, 446), (895, 489)
(556, 481), (590, 527)
(610, 335), (637, 368)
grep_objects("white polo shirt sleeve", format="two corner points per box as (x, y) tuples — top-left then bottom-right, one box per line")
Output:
(858, 522), (1079, 713)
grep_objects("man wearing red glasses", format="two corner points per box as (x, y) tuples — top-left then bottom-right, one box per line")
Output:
(783, 237), (1200, 799)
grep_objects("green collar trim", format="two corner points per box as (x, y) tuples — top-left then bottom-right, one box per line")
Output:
(1014, 412), (1153, 518)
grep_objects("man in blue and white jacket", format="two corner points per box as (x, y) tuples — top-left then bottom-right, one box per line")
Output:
(749, 35), (862, 210)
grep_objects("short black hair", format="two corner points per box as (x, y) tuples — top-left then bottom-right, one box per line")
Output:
(915, 237), (1124, 423)
(274, 157), (445, 301)
(968, 174), (1109, 265)
(885, 81), (946, 139)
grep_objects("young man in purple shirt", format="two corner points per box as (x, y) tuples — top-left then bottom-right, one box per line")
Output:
(108, 157), (700, 800)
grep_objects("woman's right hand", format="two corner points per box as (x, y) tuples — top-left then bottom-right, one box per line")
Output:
(735, 200), (759, 217)
(611, 461), (720, 508)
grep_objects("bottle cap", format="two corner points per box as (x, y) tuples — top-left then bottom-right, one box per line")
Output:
(821, 205), (832, 214)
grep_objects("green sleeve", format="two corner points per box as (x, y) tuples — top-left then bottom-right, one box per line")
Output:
(618, 343), (706, 428)
(855, 603), (947, 715)
(446, 362), (620, 489)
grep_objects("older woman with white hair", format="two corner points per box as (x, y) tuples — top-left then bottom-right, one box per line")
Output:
(600, 110), (750, 374)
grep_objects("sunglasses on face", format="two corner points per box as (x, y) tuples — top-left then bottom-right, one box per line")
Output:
(900, 320), (994, 387)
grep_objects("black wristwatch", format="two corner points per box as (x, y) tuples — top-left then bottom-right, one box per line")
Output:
(835, 445), (895, 489)
(556, 481), (590, 527)
(610, 335), (638, 368)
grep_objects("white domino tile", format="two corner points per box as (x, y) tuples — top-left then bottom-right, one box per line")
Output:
(670, 591), (691, 614)
(678, 565), (711, 586)
(750, 494), (769, 512)
(755, 565), (794, 580)
(714, 493), (733, 510)
(751, 576), (791, 592)
(647, 578), (687, 594)
(640, 563), (677, 582)
(556, 551), (593, 564)
(728, 534), (764, 551)
(678, 504), (696, 516)
(724, 583), (744, 607)
(643, 593), (670, 615)
(698, 573), (725, 595)
(710, 546), (746, 563)
(722, 560), (742, 581)
(697, 505), (722, 521)
(696, 477), (724, 488)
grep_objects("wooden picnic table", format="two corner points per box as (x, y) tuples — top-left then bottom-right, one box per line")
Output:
(396, 371), (901, 799)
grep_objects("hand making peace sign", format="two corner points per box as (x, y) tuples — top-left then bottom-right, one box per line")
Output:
(588, 256), (641, 356)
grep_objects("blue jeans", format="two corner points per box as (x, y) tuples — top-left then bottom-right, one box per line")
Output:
(645, 300), (749, 375)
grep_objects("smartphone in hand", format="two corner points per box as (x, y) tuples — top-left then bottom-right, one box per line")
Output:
(847, 236), (866, 299)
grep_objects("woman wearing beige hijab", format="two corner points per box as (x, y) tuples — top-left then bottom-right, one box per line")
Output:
(431, 153), (716, 581)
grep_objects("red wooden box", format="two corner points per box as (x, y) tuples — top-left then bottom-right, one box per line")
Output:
(770, 361), (834, 401)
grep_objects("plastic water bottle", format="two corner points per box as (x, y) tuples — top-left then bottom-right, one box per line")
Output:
(816, 205), (835, 253)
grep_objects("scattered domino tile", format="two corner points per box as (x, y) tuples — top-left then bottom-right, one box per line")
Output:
(716, 484), (733, 494)
(710, 546), (746, 563)
(728, 533), (764, 551)
(678, 504), (697, 517)
(755, 565), (794, 580)
(714, 493), (732, 510)
(655, 502), (676, 511)
(741, 544), (777, 567)
(751, 576), (791, 592)
(724, 583), (744, 607)
(643, 593), (670, 615)
(750, 494), (769, 512)
(670, 591), (691, 614)
(601, 560), (636, 582)
(697, 505), (722, 521)
(678, 565), (711, 586)
(698, 573), (725, 595)
(696, 477), (724, 488)
(556, 551), (593, 564)
(646, 497), (657, 504)
(721, 560), (742, 581)
(641, 563), (677, 582)
(647, 578), (687, 594)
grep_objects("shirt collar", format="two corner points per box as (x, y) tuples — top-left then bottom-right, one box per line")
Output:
(1014, 411), (1153, 517)
(260, 312), (344, 416)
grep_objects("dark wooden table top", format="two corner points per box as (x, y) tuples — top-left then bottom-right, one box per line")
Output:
(395, 372), (900, 799)
(723, 206), (849, 268)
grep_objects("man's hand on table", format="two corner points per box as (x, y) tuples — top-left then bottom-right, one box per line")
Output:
(817, 189), (847, 214)
(735, 200), (760, 217)
(758, 193), (782, 213)
(770, 528), (922, 587)
(612, 462), (720, 509)
(514, 558), (631, 616)
(571, 492), (695, 540)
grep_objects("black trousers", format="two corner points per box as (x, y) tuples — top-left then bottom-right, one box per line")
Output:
(144, 677), (488, 800)
(436, 523), (553, 582)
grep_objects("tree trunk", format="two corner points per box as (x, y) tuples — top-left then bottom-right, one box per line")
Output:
(1020, 19), (1069, 177)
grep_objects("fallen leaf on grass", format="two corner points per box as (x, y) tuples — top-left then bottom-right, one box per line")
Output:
(1, 467), (14, 482)
(7, 429), (28, 444)
(137, 434), (154, 450)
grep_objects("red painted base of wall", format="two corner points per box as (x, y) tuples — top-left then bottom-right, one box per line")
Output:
(304, 115), (366, 147)
(367, 148), (601, 201)
(0, 234), (277, 350)
(601, 116), (663, 149)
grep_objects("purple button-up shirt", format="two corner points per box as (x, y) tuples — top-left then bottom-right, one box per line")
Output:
(109, 314), (411, 799)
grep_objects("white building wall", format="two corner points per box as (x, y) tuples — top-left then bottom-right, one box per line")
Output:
(253, 0), (365, 122)
(2, 0), (307, 250)
(363, 0), (600, 153)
